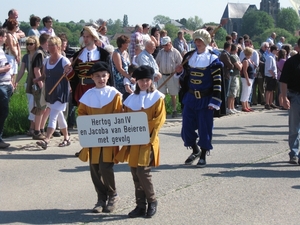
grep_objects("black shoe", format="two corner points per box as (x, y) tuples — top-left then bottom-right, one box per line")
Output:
(146, 201), (157, 218)
(185, 151), (201, 165)
(289, 153), (298, 164)
(128, 206), (146, 218)
(171, 111), (177, 118)
(0, 141), (10, 149)
(264, 104), (271, 110)
(270, 103), (279, 109)
(53, 131), (61, 137)
(196, 159), (206, 168)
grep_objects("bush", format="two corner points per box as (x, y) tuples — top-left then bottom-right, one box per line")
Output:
(4, 83), (29, 137)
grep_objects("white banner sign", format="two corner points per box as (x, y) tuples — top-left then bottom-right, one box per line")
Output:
(76, 112), (150, 147)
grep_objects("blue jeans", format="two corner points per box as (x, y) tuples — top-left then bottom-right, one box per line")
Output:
(0, 84), (13, 141)
(288, 92), (300, 157)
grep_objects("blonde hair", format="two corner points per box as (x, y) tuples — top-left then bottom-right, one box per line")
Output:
(290, 50), (298, 57)
(244, 47), (253, 57)
(26, 36), (40, 53)
(48, 36), (62, 50)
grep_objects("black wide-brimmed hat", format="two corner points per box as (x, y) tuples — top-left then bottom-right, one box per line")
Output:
(132, 65), (154, 81)
(87, 61), (110, 76)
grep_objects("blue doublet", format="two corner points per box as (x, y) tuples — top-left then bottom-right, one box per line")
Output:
(180, 49), (223, 150)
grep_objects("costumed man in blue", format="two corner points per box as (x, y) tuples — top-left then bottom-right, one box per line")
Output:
(175, 29), (223, 168)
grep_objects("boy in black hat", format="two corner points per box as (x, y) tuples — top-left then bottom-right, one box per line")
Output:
(77, 61), (122, 213)
(115, 65), (166, 218)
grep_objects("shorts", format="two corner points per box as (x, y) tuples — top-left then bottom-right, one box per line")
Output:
(31, 84), (47, 115)
(227, 76), (240, 98)
(265, 77), (277, 91)
(157, 75), (179, 95)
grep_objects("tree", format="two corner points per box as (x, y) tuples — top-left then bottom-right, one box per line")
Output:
(153, 15), (171, 25)
(258, 27), (298, 48)
(214, 27), (228, 48)
(123, 14), (128, 27)
(109, 19), (123, 35)
(95, 18), (105, 26)
(184, 33), (192, 42)
(186, 16), (203, 31)
(178, 18), (187, 27)
(277, 7), (300, 34)
(241, 9), (274, 39)
(164, 24), (180, 40)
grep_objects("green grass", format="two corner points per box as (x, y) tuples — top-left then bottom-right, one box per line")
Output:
(4, 74), (29, 137)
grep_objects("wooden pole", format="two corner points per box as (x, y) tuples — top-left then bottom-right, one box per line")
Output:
(157, 56), (190, 90)
(48, 48), (84, 95)
(48, 73), (66, 95)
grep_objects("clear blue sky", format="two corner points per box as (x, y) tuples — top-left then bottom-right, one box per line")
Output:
(0, 0), (293, 26)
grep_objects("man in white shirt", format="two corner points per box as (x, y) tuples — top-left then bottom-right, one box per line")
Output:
(264, 45), (278, 110)
(266, 32), (276, 45)
(156, 36), (182, 117)
(141, 23), (151, 46)
(0, 28), (13, 148)
(276, 36), (285, 50)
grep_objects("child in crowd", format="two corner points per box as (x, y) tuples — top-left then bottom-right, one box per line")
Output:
(115, 65), (166, 218)
(77, 61), (122, 214)
(123, 64), (137, 101)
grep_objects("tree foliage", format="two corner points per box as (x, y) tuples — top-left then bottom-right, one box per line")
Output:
(164, 24), (180, 41)
(241, 9), (274, 39)
(178, 18), (187, 27)
(95, 18), (105, 26)
(214, 27), (228, 49)
(123, 15), (128, 27)
(186, 16), (203, 31)
(277, 7), (300, 34)
(153, 15), (171, 25)
(257, 27), (298, 47)
(184, 33), (192, 42)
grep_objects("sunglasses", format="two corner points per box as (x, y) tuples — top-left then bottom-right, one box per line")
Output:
(26, 43), (35, 46)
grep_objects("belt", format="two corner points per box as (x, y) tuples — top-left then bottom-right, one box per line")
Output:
(81, 77), (94, 85)
(162, 73), (172, 76)
(188, 88), (213, 99)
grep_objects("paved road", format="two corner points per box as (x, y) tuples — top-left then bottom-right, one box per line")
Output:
(0, 108), (298, 225)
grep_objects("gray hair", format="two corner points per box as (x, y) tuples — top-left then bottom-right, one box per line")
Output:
(134, 24), (142, 31)
(261, 42), (269, 48)
(104, 45), (115, 54)
(135, 44), (144, 51)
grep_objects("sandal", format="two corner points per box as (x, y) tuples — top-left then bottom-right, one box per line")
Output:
(36, 140), (49, 150)
(58, 138), (71, 147)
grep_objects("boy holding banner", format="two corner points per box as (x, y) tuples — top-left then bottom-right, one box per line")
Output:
(77, 61), (122, 213)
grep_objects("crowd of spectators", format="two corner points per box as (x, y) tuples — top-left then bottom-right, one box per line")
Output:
(1, 8), (299, 149)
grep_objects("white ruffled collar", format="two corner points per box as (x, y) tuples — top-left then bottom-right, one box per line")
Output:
(189, 49), (218, 68)
(79, 86), (121, 108)
(123, 90), (165, 110)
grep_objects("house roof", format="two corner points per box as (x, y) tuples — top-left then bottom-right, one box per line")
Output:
(222, 3), (252, 19)
(168, 19), (184, 27)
